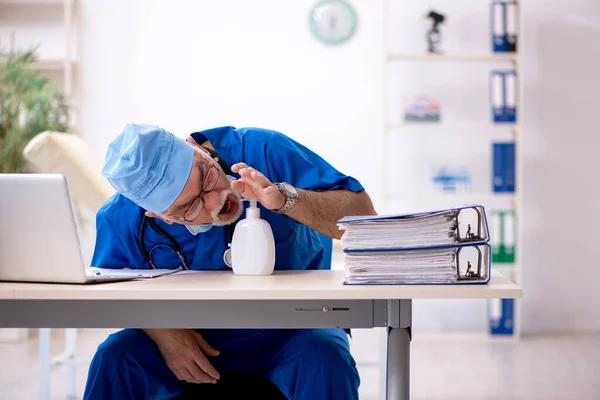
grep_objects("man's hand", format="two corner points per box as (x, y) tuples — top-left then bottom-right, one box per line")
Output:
(143, 329), (220, 384)
(231, 162), (377, 238)
(231, 163), (285, 211)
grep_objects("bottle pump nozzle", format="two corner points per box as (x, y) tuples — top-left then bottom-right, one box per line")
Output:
(244, 199), (260, 219)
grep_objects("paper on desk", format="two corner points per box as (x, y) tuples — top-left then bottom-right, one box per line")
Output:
(86, 267), (183, 278)
(173, 270), (204, 275)
(343, 249), (458, 284)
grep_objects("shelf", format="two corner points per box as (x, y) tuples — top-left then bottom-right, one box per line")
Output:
(383, 192), (517, 210)
(387, 122), (519, 132)
(0, 0), (68, 5)
(491, 265), (520, 287)
(492, 263), (518, 269)
(30, 59), (75, 71)
(385, 192), (516, 200)
(386, 53), (519, 63)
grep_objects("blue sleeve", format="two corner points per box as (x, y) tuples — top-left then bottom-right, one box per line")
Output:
(263, 132), (364, 192)
(90, 209), (131, 269)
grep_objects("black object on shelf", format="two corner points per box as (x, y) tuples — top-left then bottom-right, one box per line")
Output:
(425, 10), (445, 54)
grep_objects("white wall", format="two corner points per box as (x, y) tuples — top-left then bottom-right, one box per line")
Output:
(69, 0), (600, 333)
(519, 0), (600, 332)
(77, 0), (385, 206)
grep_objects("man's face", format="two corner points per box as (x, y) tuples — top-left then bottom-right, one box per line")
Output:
(156, 145), (243, 226)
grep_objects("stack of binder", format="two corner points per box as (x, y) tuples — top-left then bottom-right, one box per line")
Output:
(490, 70), (517, 123)
(491, 0), (518, 53)
(337, 205), (491, 285)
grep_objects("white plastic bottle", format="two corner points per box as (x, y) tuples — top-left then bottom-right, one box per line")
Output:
(230, 199), (275, 275)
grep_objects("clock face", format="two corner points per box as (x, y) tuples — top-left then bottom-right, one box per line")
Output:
(309, 0), (357, 45)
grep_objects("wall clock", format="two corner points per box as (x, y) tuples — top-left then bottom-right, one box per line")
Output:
(309, 0), (357, 45)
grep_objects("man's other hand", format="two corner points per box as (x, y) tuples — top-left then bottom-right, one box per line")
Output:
(143, 329), (220, 384)
(231, 163), (286, 211)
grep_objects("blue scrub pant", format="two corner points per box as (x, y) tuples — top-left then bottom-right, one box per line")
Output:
(83, 328), (360, 400)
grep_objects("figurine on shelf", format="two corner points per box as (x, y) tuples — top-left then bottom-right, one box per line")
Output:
(425, 10), (445, 54)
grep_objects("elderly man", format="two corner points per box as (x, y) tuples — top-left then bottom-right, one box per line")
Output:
(83, 124), (377, 400)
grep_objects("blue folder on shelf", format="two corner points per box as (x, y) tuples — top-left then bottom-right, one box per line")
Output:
(490, 70), (518, 123)
(493, 142), (516, 192)
(504, 70), (517, 122)
(491, 0), (507, 52)
(491, 0), (518, 53)
(337, 205), (491, 285)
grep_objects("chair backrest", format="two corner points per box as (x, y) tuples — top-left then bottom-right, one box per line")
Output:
(23, 131), (115, 213)
(23, 131), (115, 264)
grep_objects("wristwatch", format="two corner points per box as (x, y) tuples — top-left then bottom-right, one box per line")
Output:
(274, 182), (299, 214)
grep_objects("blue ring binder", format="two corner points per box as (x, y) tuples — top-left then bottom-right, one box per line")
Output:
(337, 205), (493, 285)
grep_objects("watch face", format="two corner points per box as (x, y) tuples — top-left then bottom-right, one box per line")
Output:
(309, 0), (357, 45)
(280, 182), (296, 195)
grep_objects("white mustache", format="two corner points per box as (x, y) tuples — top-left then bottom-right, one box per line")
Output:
(209, 189), (243, 226)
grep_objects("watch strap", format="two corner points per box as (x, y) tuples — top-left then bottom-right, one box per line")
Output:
(275, 183), (298, 214)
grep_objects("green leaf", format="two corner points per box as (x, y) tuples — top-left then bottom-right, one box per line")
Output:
(0, 46), (71, 172)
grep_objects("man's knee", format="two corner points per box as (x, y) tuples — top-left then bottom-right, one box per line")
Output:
(307, 329), (359, 376)
(87, 328), (170, 385)
(91, 329), (149, 368)
(281, 329), (360, 399)
(85, 329), (185, 400)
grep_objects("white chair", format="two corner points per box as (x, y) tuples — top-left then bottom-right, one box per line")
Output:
(23, 131), (114, 400)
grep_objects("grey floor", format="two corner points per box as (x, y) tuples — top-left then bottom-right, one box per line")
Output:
(1, 328), (599, 400)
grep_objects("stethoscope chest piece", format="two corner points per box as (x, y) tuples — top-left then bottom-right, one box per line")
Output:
(223, 247), (233, 268)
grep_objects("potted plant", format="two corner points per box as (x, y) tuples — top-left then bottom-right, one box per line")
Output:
(0, 47), (70, 173)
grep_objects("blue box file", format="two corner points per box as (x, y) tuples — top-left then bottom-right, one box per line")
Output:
(491, 1), (507, 52)
(493, 142), (516, 193)
(489, 298), (514, 335)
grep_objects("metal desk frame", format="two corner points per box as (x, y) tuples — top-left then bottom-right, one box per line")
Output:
(1, 298), (412, 400)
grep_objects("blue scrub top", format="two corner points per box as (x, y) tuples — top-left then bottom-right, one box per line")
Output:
(91, 126), (364, 272)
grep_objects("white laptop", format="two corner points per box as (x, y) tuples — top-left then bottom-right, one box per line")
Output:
(0, 173), (151, 284)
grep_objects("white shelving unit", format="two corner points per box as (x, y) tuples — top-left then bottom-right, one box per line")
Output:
(387, 53), (519, 62)
(0, 2), (81, 398)
(0, 0), (78, 129)
(382, 0), (523, 339)
(387, 122), (518, 131)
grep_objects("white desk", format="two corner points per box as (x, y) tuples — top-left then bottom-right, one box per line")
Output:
(0, 270), (521, 400)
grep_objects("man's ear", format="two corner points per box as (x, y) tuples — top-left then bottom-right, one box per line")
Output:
(144, 211), (173, 225)
(187, 136), (212, 155)
(186, 136), (200, 147)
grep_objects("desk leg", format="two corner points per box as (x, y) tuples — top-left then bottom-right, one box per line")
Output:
(385, 299), (412, 400)
(386, 326), (410, 399)
(65, 328), (77, 399)
(38, 328), (51, 400)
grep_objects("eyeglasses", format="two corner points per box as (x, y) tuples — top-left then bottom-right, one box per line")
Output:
(175, 162), (219, 222)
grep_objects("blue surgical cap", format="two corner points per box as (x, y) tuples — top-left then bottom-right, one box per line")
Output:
(102, 123), (195, 214)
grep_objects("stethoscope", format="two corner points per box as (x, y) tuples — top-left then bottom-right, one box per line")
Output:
(138, 146), (236, 270)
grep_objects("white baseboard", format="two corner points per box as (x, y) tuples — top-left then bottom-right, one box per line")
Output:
(0, 328), (30, 341)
